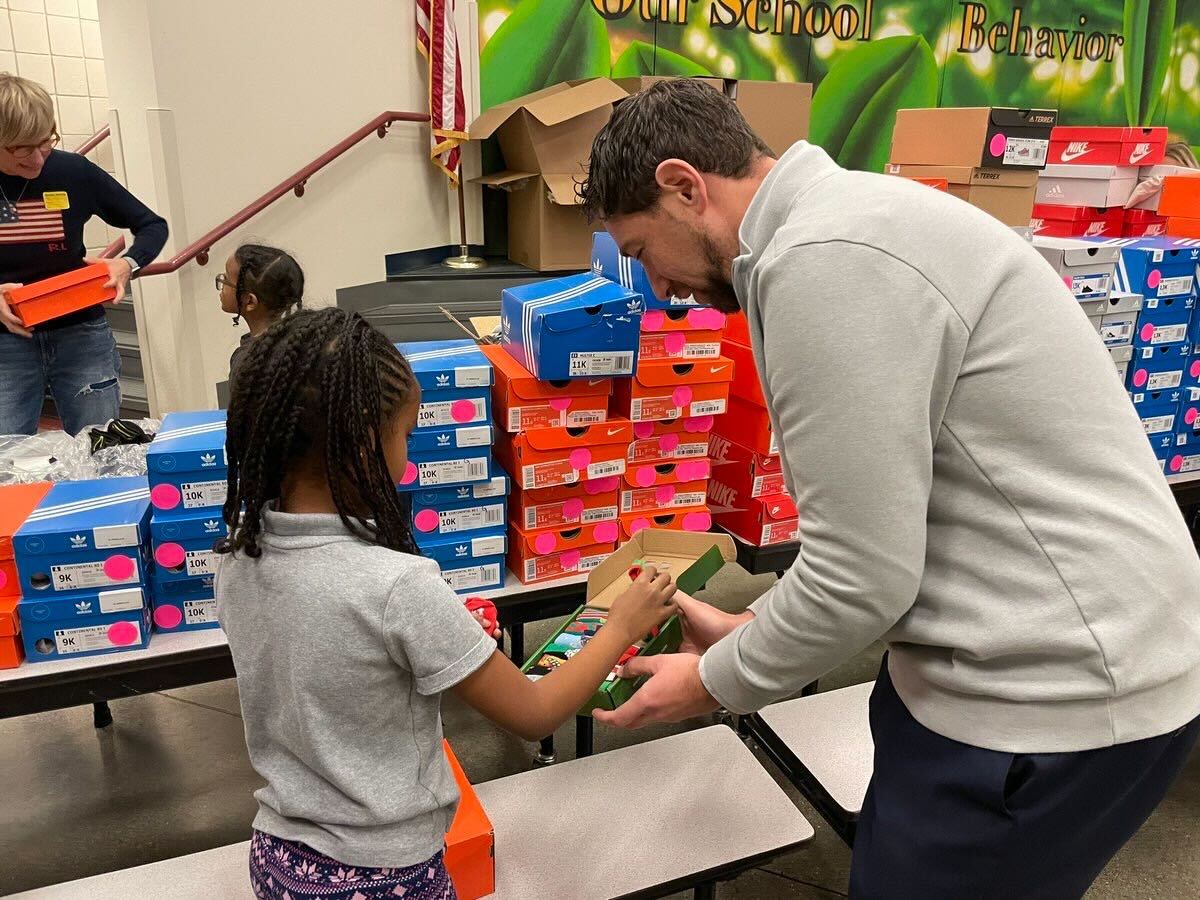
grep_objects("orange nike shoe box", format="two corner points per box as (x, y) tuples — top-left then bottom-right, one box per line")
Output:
(494, 420), (631, 490)
(627, 416), (714, 463)
(620, 478), (709, 515)
(710, 484), (799, 547)
(1, 482), (53, 601)
(709, 431), (786, 498)
(509, 520), (622, 559)
(640, 307), (727, 333)
(1158, 176), (1200, 219)
(725, 311), (750, 346)
(481, 344), (611, 432)
(612, 359), (733, 423)
(623, 458), (712, 489)
(721, 338), (767, 407)
(639, 328), (724, 362)
(510, 480), (620, 531)
(721, 395), (779, 456)
(6, 263), (118, 328)
(509, 540), (615, 584)
(1166, 218), (1200, 239)
(443, 741), (494, 900)
(619, 508), (713, 540)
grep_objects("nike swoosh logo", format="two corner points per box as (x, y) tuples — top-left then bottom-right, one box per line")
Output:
(607, 428), (622, 436)
(1129, 146), (1151, 164)
(709, 366), (729, 374)
(1060, 147), (1091, 162)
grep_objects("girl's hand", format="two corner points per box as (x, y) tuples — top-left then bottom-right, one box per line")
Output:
(470, 608), (501, 641)
(607, 564), (678, 645)
(464, 597), (499, 641)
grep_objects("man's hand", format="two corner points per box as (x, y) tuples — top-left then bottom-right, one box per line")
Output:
(675, 590), (754, 655)
(592, 652), (719, 729)
(0, 284), (31, 337)
(84, 256), (133, 301)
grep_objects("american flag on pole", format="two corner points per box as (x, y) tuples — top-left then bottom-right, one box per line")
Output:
(416, 0), (467, 185)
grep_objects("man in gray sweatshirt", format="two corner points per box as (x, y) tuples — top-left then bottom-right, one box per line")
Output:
(581, 79), (1200, 897)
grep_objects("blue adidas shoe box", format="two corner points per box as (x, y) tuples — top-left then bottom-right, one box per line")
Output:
(146, 411), (228, 516)
(411, 475), (509, 540)
(149, 509), (225, 586)
(1137, 400), (1179, 443)
(397, 445), (492, 493)
(1131, 386), (1185, 414)
(501, 273), (643, 380)
(147, 572), (219, 633)
(1088, 237), (1199, 301)
(407, 424), (494, 456)
(1128, 344), (1190, 393)
(396, 340), (493, 434)
(418, 532), (507, 594)
(591, 230), (700, 310)
(14, 477), (151, 599)
(19, 586), (151, 661)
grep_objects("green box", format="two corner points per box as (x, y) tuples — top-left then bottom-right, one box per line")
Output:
(520, 530), (736, 716)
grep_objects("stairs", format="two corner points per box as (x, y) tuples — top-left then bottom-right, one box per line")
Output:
(104, 297), (149, 418)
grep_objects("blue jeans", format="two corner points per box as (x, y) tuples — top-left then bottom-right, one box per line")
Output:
(0, 317), (122, 436)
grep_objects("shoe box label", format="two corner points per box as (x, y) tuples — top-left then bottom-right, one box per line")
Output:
(55, 619), (142, 655)
(184, 598), (218, 625)
(180, 480), (228, 510)
(50, 558), (139, 592)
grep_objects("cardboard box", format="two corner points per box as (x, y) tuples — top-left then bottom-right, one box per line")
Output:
(501, 273), (642, 380)
(709, 432), (786, 498)
(623, 458), (711, 488)
(509, 520), (621, 558)
(612, 359), (733, 422)
(1131, 387), (1185, 414)
(397, 445), (492, 493)
(890, 107), (1057, 170)
(1030, 204), (1124, 238)
(1136, 399), (1179, 438)
(509, 540), (614, 585)
(14, 477), (150, 599)
(481, 343), (610, 433)
(470, 79), (629, 271)
(710, 485), (799, 547)
(1124, 208), (1170, 237)
(1048, 126), (1167, 167)
(639, 328), (724, 362)
(149, 509), (224, 587)
(1186, 354), (1200, 389)
(6, 263), (118, 327)
(396, 339), (495, 435)
(443, 741), (495, 900)
(618, 509), (712, 540)
(1129, 343), (1191, 392)
(1165, 444), (1200, 475)
(1168, 218), (1200, 239)
(411, 477), (509, 539)
(592, 229), (701, 311)
(620, 478), (709, 515)
(146, 411), (228, 516)
(641, 307), (727, 333)
(627, 417), (713, 464)
(1159, 176), (1200, 219)
(721, 395), (779, 456)
(0, 595), (22, 668)
(0, 482), (53, 600)
(885, 163), (1037, 226)
(1135, 318), (1192, 349)
(147, 575), (220, 633)
(511, 480), (619, 531)
(520, 529), (735, 713)
(1131, 166), (1200, 212)
(19, 587), (150, 662)
(1101, 310), (1138, 347)
(1032, 237), (1120, 299)
(1097, 236), (1200, 301)
(1110, 344), (1134, 382)
(1037, 164), (1138, 209)
(726, 79), (812, 156)
(721, 338), (766, 407)
(407, 425), (494, 456)
(439, 556), (506, 594)
(418, 532), (507, 594)
(725, 312), (750, 346)
(494, 420), (631, 490)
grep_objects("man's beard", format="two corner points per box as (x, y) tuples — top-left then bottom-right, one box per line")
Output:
(696, 229), (741, 314)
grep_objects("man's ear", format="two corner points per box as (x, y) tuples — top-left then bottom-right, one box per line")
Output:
(655, 159), (709, 213)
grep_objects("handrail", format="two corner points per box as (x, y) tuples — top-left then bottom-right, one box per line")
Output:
(74, 125), (111, 156)
(141, 110), (431, 277)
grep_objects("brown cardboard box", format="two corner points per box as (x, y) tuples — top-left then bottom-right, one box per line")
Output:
(885, 163), (1038, 226)
(469, 79), (628, 271)
(890, 107), (1057, 171)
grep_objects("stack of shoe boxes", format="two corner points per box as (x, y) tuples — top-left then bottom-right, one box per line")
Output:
(592, 232), (729, 542)
(146, 411), (228, 633)
(706, 312), (800, 547)
(1126, 165), (1200, 237)
(398, 340), (506, 594)
(0, 483), (53, 667)
(14, 477), (153, 661)
(496, 271), (640, 583)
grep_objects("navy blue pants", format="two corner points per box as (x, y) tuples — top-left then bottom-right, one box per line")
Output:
(850, 662), (1200, 899)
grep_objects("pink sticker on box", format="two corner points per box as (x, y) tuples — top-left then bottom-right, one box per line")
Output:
(682, 511), (712, 531)
(414, 509), (440, 533)
(107, 621), (139, 646)
(689, 308), (726, 330)
(1191, 361), (1200, 379)
(1141, 324), (1157, 342)
(989, 134), (1007, 157)
(401, 461), (419, 486)
(635, 466), (656, 487)
(569, 448), (592, 470)
(1147, 270), (1163, 289)
(593, 521), (618, 543)
(633, 422), (654, 439)
(673, 386), (693, 407)
(1171, 455), (1184, 473)
(1188, 408), (1199, 426)
(656, 485), (676, 504)
(103, 555), (135, 581)
(549, 398), (572, 411)
(665, 333), (687, 355)
(678, 460), (710, 481)
(629, 517), (651, 535)
(534, 532), (558, 554)
(560, 550), (581, 569)
(150, 483), (181, 511)
(684, 416), (714, 433)
(585, 477), (619, 494)
(659, 433), (680, 453)
(642, 310), (665, 331)
(562, 498), (585, 519)
(153, 605), (183, 630)
(451, 399), (476, 423)
(1133, 369), (1148, 388)
(154, 543), (186, 569)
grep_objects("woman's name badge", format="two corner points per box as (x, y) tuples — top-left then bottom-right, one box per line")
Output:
(43, 191), (69, 211)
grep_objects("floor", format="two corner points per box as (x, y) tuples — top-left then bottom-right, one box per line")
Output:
(1, 564), (1198, 898)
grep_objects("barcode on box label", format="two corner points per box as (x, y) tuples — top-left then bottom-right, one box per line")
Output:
(675, 442), (707, 458)
(418, 398), (486, 428)
(691, 399), (726, 417)
(50, 559), (138, 592)
(420, 457), (489, 486)
(1102, 321), (1134, 344)
(55, 620), (140, 655)
(1150, 325), (1189, 344)
(582, 505), (618, 523)
(1004, 136), (1048, 166)
(444, 563), (501, 591)
(763, 521), (799, 545)
(1148, 372), (1183, 391)
(587, 460), (625, 479)
(567, 410), (605, 426)
(1180, 454), (1200, 473)
(1143, 414), (1176, 434)
(439, 504), (504, 533)
(181, 480), (227, 510)
(186, 550), (216, 577)
(184, 599), (218, 624)
(683, 343), (722, 359)
(1157, 276), (1194, 297)
(674, 492), (706, 507)
(569, 352), (634, 377)
(579, 553), (609, 572)
(1071, 274), (1111, 296)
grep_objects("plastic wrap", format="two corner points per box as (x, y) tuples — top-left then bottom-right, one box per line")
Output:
(0, 418), (161, 484)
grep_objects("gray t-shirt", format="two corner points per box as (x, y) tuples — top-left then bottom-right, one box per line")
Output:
(215, 507), (495, 868)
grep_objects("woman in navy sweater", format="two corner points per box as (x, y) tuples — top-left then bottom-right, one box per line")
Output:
(0, 73), (167, 435)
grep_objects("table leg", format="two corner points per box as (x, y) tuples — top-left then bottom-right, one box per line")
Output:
(535, 735), (556, 766)
(508, 623), (524, 664)
(693, 882), (717, 899)
(92, 701), (112, 729)
(575, 715), (594, 758)
(800, 680), (819, 697)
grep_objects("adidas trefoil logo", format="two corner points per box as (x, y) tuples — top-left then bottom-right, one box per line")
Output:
(592, 258), (603, 275)
(436, 433), (451, 446)
(200, 453), (217, 466)
(455, 544), (469, 556)
(626, 298), (643, 314)
(435, 373), (451, 387)
(74, 600), (92, 614)
(456, 487), (470, 498)
(69, 534), (87, 549)
(203, 520), (220, 533)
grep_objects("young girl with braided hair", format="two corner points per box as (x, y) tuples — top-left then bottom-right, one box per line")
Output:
(217, 243), (304, 380)
(215, 307), (678, 899)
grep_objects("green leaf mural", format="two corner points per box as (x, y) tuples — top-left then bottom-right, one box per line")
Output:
(810, 35), (939, 172)
(1123, 0), (1177, 125)
(612, 40), (713, 78)
(479, 0), (610, 109)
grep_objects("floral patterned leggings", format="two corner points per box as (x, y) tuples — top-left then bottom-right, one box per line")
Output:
(249, 829), (456, 899)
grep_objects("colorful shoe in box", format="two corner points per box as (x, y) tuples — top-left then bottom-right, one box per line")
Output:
(481, 343), (610, 433)
(397, 445), (492, 493)
(591, 230), (701, 310)
(417, 532), (507, 595)
(494, 421), (630, 491)
(1129, 344), (1191, 393)
(397, 339), (494, 435)
(1098, 293), (1143, 347)
(500, 273), (642, 380)
(618, 509), (712, 540)
(146, 411), (228, 515)
(14, 477), (150, 599)
(1082, 236), (1199, 305)
(149, 509), (226, 586)
(620, 478), (709, 515)
(510, 479), (619, 532)
(613, 359), (733, 423)
(1032, 237), (1120, 299)
(0, 596), (22, 668)
(708, 432), (787, 499)
(148, 573), (221, 632)
(19, 585), (150, 661)
(627, 417), (713, 464)
(411, 473), (509, 540)
(0, 482), (53, 600)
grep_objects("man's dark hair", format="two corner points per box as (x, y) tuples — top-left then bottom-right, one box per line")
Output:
(579, 78), (774, 221)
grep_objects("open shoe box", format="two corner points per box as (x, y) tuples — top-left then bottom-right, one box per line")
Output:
(520, 529), (735, 715)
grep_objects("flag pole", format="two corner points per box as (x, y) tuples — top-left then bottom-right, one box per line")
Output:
(443, 162), (486, 270)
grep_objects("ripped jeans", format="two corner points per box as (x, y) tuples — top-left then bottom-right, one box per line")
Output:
(0, 315), (121, 436)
